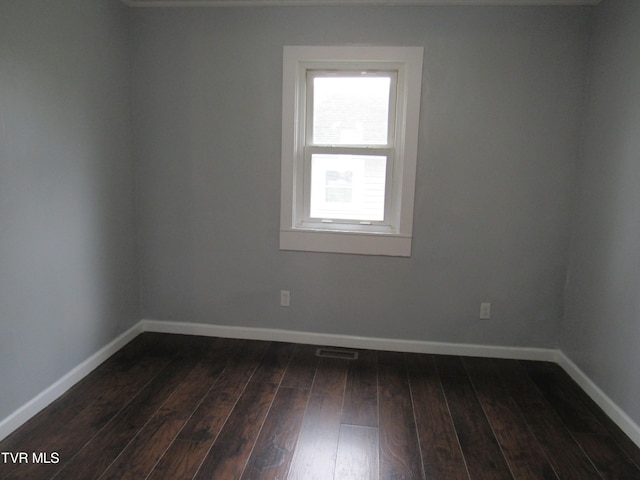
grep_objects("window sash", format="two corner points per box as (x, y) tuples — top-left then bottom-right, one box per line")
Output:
(301, 146), (393, 225)
(300, 69), (399, 228)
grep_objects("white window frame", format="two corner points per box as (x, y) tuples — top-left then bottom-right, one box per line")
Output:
(280, 46), (423, 256)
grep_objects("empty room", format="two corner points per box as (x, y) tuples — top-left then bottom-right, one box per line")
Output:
(1, 0), (639, 478)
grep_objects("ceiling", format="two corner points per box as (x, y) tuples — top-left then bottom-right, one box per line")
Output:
(121, 0), (600, 7)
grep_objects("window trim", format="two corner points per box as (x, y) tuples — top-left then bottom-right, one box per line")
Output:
(280, 46), (423, 256)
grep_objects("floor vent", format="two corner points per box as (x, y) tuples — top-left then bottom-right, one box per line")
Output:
(315, 347), (359, 360)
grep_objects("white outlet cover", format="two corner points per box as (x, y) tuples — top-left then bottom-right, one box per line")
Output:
(280, 290), (291, 307)
(480, 302), (491, 319)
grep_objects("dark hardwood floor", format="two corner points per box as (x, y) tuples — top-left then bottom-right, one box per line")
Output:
(1, 333), (639, 479)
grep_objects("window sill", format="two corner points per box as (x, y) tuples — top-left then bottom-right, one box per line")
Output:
(280, 228), (412, 257)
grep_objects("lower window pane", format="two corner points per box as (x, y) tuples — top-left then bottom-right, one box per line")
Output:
(310, 154), (386, 221)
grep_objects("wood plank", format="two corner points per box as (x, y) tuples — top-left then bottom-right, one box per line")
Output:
(495, 359), (602, 479)
(523, 360), (640, 478)
(378, 351), (423, 479)
(574, 432), (640, 480)
(148, 340), (269, 480)
(147, 439), (210, 480)
(241, 387), (310, 480)
(522, 361), (607, 435)
(287, 394), (343, 480)
(98, 346), (229, 480)
(434, 355), (468, 377)
(281, 344), (319, 389)
(334, 425), (379, 480)
(193, 380), (278, 479)
(574, 386), (640, 469)
(342, 350), (378, 427)
(251, 341), (297, 384)
(51, 354), (203, 480)
(56, 337), (243, 480)
(406, 353), (469, 480)
(177, 339), (268, 442)
(462, 357), (558, 480)
(440, 373), (513, 480)
(311, 356), (348, 398)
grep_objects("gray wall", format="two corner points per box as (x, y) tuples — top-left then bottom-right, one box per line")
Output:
(0, 1), (138, 420)
(132, 6), (590, 348)
(561, 0), (640, 426)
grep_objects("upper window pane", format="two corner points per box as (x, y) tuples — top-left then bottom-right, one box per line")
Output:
(311, 74), (391, 146)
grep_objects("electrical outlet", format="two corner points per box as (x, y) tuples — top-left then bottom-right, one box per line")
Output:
(280, 290), (290, 307)
(479, 302), (491, 319)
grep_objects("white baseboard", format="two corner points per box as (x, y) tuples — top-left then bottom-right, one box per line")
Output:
(2, 318), (639, 451)
(0, 323), (143, 442)
(556, 351), (640, 447)
(139, 319), (558, 361)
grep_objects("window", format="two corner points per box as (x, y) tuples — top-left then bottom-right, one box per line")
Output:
(280, 46), (423, 256)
